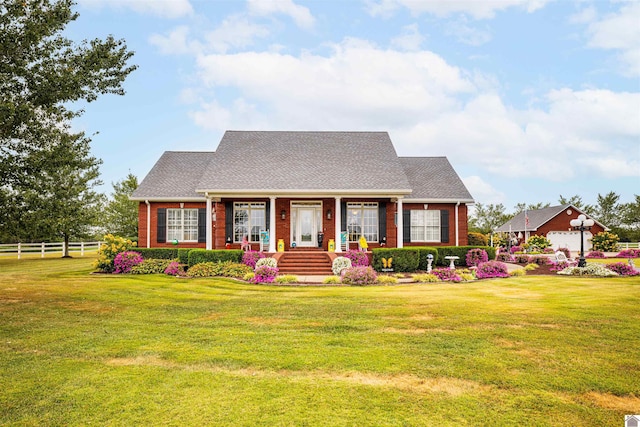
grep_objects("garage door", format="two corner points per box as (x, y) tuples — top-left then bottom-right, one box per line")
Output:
(546, 231), (593, 252)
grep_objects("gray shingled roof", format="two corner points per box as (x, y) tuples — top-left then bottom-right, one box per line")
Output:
(196, 131), (412, 192)
(496, 204), (607, 232)
(400, 157), (473, 202)
(131, 151), (215, 200)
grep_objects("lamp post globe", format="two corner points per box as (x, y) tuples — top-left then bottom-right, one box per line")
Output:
(571, 215), (594, 267)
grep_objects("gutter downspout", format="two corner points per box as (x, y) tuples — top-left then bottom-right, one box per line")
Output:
(455, 201), (460, 246)
(145, 200), (151, 248)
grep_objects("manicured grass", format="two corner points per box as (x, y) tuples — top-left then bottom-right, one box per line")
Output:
(1, 257), (639, 426)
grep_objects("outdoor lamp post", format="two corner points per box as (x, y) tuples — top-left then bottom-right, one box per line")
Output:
(569, 214), (594, 267)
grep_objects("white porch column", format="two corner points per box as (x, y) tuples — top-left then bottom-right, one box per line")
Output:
(397, 198), (404, 248)
(269, 196), (277, 253)
(334, 197), (342, 253)
(206, 196), (213, 250)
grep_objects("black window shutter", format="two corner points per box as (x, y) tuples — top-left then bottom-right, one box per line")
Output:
(265, 200), (270, 231)
(157, 208), (166, 243)
(341, 201), (347, 232)
(225, 203), (233, 242)
(403, 210), (410, 243)
(198, 208), (206, 243)
(378, 202), (386, 243)
(440, 210), (450, 243)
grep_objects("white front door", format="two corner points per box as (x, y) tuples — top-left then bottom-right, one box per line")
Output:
(297, 208), (316, 247)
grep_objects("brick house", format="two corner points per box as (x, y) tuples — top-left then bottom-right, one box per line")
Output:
(131, 131), (474, 252)
(495, 204), (607, 252)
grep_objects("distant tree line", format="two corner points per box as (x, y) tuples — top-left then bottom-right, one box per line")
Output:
(469, 192), (640, 242)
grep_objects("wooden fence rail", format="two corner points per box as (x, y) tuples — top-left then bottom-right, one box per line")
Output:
(0, 241), (103, 259)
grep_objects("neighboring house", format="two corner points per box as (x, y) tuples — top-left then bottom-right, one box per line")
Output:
(495, 204), (607, 252)
(131, 131), (474, 252)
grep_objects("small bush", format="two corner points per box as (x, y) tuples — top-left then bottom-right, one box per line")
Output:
(510, 245), (521, 254)
(467, 232), (488, 246)
(585, 250), (605, 259)
(496, 253), (515, 262)
(431, 268), (462, 283)
(465, 248), (488, 267)
(242, 250), (266, 268)
(113, 251), (143, 274)
(514, 254), (531, 264)
(524, 263), (539, 271)
(529, 255), (551, 265)
(243, 272), (255, 281)
(276, 275), (299, 284)
(345, 250), (369, 267)
(460, 273), (476, 281)
(256, 257), (277, 268)
(591, 231), (619, 252)
(186, 262), (223, 278)
(164, 261), (185, 276)
(323, 276), (341, 285)
(332, 257), (352, 275)
(605, 262), (639, 276)
(221, 262), (253, 279)
(475, 261), (510, 279)
(411, 273), (440, 283)
(341, 266), (378, 286)
(252, 265), (279, 284)
(131, 258), (174, 274)
(377, 275), (398, 285)
(510, 269), (526, 277)
(525, 235), (552, 250)
(188, 249), (242, 267)
(616, 248), (640, 258)
(93, 234), (136, 273)
(372, 248), (420, 272)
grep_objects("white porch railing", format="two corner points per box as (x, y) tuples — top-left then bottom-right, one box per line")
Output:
(0, 241), (103, 259)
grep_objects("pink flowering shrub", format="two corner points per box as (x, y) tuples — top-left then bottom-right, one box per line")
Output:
(431, 268), (462, 283)
(164, 261), (184, 276)
(530, 255), (551, 266)
(514, 254), (531, 264)
(242, 250), (266, 268)
(113, 251), (143, 274)
(475, 261), (510, 279)
(550, 260), (571, 272)
(606, 262), (639, 276)
(341, 266), (377, 286)
(616, 248), (640, 258)
(496, 253), (515, 262)
(345, 250), (369, 267)
(585, 250), (605, 259)
(252, 265), (279, 283)
(466, 248), (488, 267)
(510, 245), (521, 254)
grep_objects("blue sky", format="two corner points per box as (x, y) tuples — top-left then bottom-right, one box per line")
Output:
(67, 0), (639, 212)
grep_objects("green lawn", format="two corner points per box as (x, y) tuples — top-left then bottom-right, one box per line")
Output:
(1, 257), (639, 426)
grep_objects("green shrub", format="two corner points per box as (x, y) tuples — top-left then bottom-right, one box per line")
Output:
(524, 263), (539, 271)
(371, 248), (420, 272)
(220, 262), (253, 279)
(243, 272), (255, 282)
(510, 269), (526, 277)
(524, 235), (551, 250)
(591, 231), (620, 252)
(276, 275), (299, 284)
(436, 246), (496, 266)
(188, 249), (242, 266)
(411, 273), (439, 283)
(131, 259), (175, 274)
(186, 262), (224, 278)
(460, 273), (476, 281)
(178, 249), (191, 265)
(323, 276), (341, 284)
(468, 232), (488, 246)
(377, 275), (398, 284)
(93, 234), (136, 273)
(135, 248), (179, 260)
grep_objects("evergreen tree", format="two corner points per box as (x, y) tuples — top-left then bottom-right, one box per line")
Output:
(103, 173), (139, 239)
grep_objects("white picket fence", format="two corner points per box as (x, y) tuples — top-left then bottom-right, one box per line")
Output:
(0, 241), (103, 259)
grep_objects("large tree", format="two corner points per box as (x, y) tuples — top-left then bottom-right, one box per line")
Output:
(0, 0), (136, 245)
(469, 203), (511, 234)
(102, 173), (139, 239)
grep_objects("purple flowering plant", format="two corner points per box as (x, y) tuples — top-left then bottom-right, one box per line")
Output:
(616, 248), (640, 258)
(252, 265), (279, 283)
(345, 250), (369, 267)
(164, 261), (184, 276)
(585, 250), (605, 259)
(475, 261), (510, 279)
(606, 262), (639, 276)
(341, 266), (377, 286)
(465, 248), (488, 267)
(431, 268), (462, 283)
(242, 250), (266, 268)
(113, 251), (143, 274)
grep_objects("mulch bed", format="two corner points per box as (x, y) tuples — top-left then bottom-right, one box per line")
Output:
(509, 263), (558, 276)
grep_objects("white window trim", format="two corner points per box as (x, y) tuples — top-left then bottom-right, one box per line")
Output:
(233, 202), (266, 243)
(347, 202), (379, 243)
(410, 210), (441, 243)
(167, 208), (199, 242)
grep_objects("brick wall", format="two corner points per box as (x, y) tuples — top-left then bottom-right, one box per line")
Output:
(138, 202), (207, 249)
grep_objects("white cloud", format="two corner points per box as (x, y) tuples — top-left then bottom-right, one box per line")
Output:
(366, 0), (551, 20)
(390, 24), (425, 51)
(149, 26), (202, 55)
(584, 2), (640, 76)
(446, 17), (492, 46)
(463, 176), (506, 204)
(77, 0), (193, 18)
(247, 0), (315, 29)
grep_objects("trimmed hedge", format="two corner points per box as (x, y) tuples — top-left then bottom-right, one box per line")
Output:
(371, 248), (420, 273)
(178, 248), (191, 265)
(187, 249), (243, 267)
(135, 248), (179, 260)
(435, 246), (496, 266)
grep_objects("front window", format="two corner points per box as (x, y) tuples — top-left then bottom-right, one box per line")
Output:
(167, 209), (198, 242)
(234, 202), (266, 243)
(410, 210), (440, 242)
(347, 202), (378, 242)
